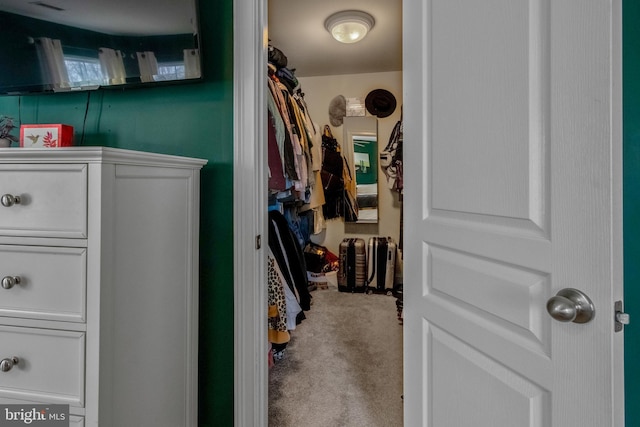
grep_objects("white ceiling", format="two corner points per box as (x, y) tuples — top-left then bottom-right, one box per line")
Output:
(268, 0), (402, 77)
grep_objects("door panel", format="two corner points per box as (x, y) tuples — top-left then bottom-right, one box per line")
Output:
(403, 0), (623, 426)
(430, 0), (545, 223)
(431, 327), (549, 427)
(429, 246), (550, 354)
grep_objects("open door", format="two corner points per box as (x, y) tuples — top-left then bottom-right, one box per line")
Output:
(402, 0), (624, 426)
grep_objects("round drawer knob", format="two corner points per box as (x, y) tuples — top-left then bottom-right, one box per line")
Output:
(0, 194), (21, 207)
(0, 356), (19, 372)
(1, 276), (21, 290)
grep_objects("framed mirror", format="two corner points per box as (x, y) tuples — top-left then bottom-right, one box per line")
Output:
(0, 0), (201, 95)
(344, 116), (378, 223)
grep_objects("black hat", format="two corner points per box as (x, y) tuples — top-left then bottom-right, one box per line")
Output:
(365, 89), (397, 118)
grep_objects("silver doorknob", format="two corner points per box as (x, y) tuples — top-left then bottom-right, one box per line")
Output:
(1, 276), (21, 289)
(0, 356), (19, 372)
(0, 194), (21, 207)
(546, 288), (595, 323)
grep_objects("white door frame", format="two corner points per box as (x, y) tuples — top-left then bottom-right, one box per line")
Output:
(233, 0), (268, 425)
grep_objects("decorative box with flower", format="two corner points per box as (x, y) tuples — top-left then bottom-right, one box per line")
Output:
(0, 116), (18, 147)
(20, 124), (74, 148)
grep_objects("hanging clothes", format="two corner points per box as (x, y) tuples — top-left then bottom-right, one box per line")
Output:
(267, 253), (290, 345)
(268, 74), (298, 184)
(267, 110), (287, 191)
(268, 210), (312, 312)
(267, 52), (327, 237)
(380, 114), (404, 195)
(320, 126), (346, 219)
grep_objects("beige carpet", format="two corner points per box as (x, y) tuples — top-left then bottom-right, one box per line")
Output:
(268, 285), (403, 427)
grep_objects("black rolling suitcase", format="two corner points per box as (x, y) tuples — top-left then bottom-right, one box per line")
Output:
(366, 237), (397, 295)
(338, 238), (367, 292)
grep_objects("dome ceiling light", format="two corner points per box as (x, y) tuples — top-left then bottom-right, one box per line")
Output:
(324, 10), (375, 44)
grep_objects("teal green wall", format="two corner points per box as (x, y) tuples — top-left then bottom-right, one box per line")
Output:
(624, 2), (640, 426)
(0, 2), (235, 425)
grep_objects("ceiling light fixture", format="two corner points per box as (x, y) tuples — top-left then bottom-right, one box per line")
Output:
(324, 10), (375, 44)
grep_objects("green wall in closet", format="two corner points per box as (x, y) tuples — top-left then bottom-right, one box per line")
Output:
(624, 1), (640, 425)
(0, 1), (235, 425)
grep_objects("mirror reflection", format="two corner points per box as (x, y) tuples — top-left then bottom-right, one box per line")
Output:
(344, 116), (378, 223)
(0, 0), (201, 94)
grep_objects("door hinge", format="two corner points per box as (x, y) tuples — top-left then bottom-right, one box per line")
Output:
(615, 300), (630, 332)
(255, 234), (261, 250)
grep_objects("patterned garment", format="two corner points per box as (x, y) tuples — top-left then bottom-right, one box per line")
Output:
(268, 254), (290, 345)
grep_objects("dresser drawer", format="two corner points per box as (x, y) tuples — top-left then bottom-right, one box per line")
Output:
(0, 164), (88, 238)
(0, 326), (85, 407)
(0, 245), (86, 323)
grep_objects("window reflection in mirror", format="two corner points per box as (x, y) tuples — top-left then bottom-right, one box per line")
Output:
(0, 0), (201, 95)
(344, 116), (378, 223)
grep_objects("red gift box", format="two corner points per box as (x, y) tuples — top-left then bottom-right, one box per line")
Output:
(20, 124), (74, 148)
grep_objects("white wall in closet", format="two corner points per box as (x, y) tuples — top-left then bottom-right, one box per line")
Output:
(298, 70), (403, 255)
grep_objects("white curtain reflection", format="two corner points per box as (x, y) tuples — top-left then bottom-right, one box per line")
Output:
(136, 51), (158, 83)
(98, 48), (126, 85)
(183, 49), (201, 79)
(34, 37), (70, 90)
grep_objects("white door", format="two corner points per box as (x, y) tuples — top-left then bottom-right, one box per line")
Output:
(403, 0), (624, 426)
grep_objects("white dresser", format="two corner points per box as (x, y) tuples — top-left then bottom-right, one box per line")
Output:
(0, 148), (206, 426)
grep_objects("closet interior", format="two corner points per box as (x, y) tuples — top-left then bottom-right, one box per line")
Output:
(265, 3), (404, 425)
(265, 33), (405, 425)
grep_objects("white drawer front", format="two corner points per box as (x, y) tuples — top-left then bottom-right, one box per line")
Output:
(0, 245), (86, 322)
(0, 164), (87, 238)
(0, 326), (85, 407)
